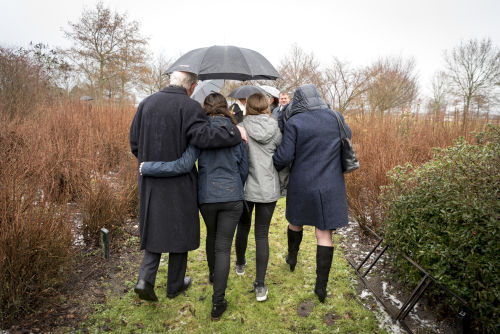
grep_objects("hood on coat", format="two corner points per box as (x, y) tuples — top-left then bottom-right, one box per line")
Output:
(285, 84), (329, 121)
(242, 114), (279, 144)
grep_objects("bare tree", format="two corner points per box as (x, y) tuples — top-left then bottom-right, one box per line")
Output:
(0, 47), (49, 118)
(427, 71), (448, 119)
(365, 56), (419, 114)
(277, 44), (326, 97)
(29, 43), (77, 97)
(444, 38), (500, 120)
(63, 1), (148, 101)
(324, 58), (369, 113)
(139, 52), (172, 95)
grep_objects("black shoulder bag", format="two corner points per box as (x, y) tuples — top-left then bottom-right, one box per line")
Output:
(333, 111), (360, 173)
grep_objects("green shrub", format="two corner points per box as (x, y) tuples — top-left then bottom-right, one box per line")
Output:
(381, 125), (499, 333)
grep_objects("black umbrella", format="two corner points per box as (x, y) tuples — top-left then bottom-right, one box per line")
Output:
(228, 86), (267, 99)
(164, 45), (280, 81)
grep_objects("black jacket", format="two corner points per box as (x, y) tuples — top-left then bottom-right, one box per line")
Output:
(230, 103), (244, 123)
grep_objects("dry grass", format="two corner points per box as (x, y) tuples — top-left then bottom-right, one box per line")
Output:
(344, 112), (491, 230)
(0, 99), (136, 325)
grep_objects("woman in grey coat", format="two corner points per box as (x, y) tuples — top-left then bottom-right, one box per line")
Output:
(273, 84), (352, 303)
(235, 93), (282, 302)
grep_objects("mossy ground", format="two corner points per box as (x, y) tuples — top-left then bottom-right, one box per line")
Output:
(81, 198), (385, 333)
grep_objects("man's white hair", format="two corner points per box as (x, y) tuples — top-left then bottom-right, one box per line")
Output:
(169, 71), (198, 90)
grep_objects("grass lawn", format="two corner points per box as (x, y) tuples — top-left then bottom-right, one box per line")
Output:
(82, 198), (385, 333)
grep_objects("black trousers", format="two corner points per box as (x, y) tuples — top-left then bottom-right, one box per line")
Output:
(235, 201), (277, 286)
(138, 250), (188, 295)
(200, 200), (243, 304)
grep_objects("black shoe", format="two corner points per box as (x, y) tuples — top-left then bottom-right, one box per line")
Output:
(209, 272), (214, 284)
(314, 245), (334, 303)
(134, 279), (158, 302)
(286, 228), (303, 271)
(210, 299), (228, 321)
(166, 276), (192, 299)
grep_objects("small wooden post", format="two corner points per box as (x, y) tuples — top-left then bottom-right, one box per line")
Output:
(100, 228), (110, 259)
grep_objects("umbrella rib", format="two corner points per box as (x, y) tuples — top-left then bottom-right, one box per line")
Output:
(236, 47), (253, 76)
(198, 47), (213, 77)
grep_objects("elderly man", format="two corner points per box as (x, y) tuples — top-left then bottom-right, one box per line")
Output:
(129, 71), (246, 301)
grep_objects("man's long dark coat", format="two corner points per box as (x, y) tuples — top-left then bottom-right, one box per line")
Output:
(130, 86), (241, 253)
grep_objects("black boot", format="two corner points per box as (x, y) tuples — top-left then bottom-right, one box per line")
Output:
(314, 245), (334, 303)
(285, 228), (303, 271)
(211, 299), (228, 321)
(134, 279), (158, 302)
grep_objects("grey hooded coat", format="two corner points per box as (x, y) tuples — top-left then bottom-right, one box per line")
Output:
(240, 114), (282, 203)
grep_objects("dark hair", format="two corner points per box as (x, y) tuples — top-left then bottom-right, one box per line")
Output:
(203, 93), (237, 125)
(246, 93), (270, 116)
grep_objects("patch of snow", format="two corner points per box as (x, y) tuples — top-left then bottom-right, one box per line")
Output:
(360, 289), (372, 299)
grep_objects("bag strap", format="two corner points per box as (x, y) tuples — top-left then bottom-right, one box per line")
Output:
(332, 110), (347, 139)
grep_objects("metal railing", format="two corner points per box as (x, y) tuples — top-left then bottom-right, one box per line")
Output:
(346, 222), (470, 334)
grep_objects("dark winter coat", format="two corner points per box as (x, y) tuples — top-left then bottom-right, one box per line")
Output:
(229, 103), (244, 123)
(273, 84), (352, 230)
(197, 116), (248, 204)
(129, 86), (242, 253)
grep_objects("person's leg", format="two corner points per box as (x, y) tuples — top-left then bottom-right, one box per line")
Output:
(288, 224), (303, 232)
(286, 223), (303, 271)
(254, 202), (276, 287)
(135, 250), (161, 301)
(200, 203), (218, 283)
(212, 201), (243, 305)
(138, 250), (161, 285)
(315, 228), (333, 247)
(314, 228), (334, 302)
(235, 201), (254, 269)
(166, 252), (190, 298)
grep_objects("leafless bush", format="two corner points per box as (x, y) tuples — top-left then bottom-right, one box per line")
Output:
(0, 122), (72, 325)
(78, 176), (127, 246)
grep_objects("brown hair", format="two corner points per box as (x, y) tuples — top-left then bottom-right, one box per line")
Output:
(203, 93), (237, 125)
(246, 93), (270, 116)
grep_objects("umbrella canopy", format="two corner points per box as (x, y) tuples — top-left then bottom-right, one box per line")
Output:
(164, 45), (280, 81)
(191, 79), (224, 103)
(228, 86), (267, 99)
(259, 85), (280, 98)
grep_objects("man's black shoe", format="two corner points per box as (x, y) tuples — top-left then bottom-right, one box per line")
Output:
(134, 279), (158, 302)
(166, 276), (192, 299)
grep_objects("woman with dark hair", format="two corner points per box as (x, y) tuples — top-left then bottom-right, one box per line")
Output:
(235, 93), (282, 302)
(273, 84), (352, 303)
(140, 93), (248, 320)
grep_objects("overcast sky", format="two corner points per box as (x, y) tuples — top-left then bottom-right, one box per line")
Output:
(1, 0), (499, 97)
